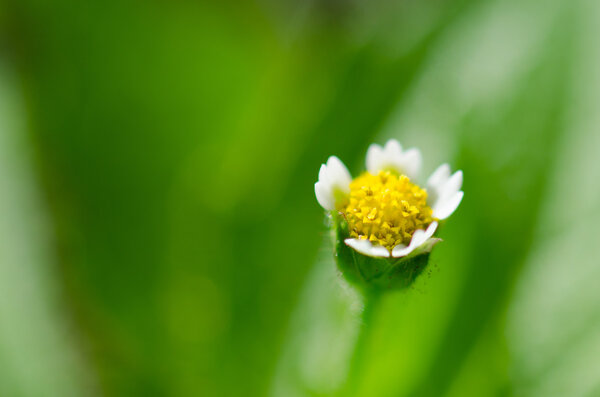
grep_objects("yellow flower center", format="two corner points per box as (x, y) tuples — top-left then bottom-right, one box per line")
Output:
(343, 171), (434, 252)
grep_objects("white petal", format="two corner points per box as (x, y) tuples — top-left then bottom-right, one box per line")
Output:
(401, 148), (422, 180)
(410, 224), (435, 248)
(392, 221), (438, 257)
(427, 164), (462, 209)
(315, 156), (352, 211)
(390, 243), (409, 257)
(427, 163), (451, 192)
(318, 164), (329, 184)
(366, 144), (384, 174)
(314, 182), (334, 211)
(392, 244), (416, 258)
(384, 139), (403, 158)
(344, 238), (390, 258)
(325, 156), (352, 192)
(442, 170), (463, 197)
(368, 139), (422, 178)
(433, 191), (464, 220)
(382, 140), (404, 174)
(422, 221), (439, 240)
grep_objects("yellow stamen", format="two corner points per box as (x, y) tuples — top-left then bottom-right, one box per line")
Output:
(344, 171), (434, 252)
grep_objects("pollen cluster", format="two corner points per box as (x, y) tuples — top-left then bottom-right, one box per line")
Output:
(343, 171), (434, 252)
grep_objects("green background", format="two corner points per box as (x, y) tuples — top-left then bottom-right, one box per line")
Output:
(1, 0), (599, 396)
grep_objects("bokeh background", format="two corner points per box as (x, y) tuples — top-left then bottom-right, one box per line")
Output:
(1, 0), (600, 396)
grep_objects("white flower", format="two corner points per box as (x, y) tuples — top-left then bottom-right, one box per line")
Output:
(315, 139), (463, 258)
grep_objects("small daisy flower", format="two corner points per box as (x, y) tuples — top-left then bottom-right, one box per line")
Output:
(315, 140), (463, 289)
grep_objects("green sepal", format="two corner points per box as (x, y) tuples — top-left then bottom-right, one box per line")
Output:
(331, 213), (438, 292)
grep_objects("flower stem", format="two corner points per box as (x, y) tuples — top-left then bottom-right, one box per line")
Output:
(343, 289), (382, 396)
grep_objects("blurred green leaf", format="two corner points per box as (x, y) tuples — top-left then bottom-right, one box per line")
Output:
(0, 60), (91, 397)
